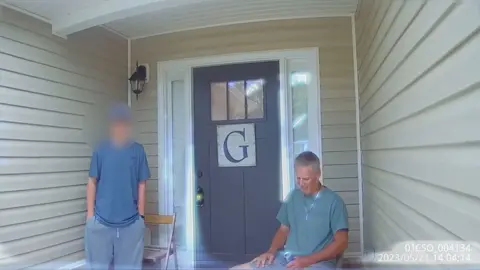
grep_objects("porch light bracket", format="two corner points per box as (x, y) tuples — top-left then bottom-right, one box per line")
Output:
(129, 61), (147, 100)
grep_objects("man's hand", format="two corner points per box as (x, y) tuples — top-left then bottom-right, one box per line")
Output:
(251, 224), (288, 267)
(286, 256), (315, 269)
(253, 251), (275, 268)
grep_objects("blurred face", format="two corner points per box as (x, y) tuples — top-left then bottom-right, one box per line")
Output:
(109, 120), (132, 142)
(295, 165), (321, 195)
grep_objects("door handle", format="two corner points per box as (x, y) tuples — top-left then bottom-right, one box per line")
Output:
(196, 186), (204, 207)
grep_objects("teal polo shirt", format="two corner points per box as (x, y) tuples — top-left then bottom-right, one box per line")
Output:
(276, 187), (349, 262)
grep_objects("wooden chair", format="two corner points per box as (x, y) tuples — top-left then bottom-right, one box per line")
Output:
(143, 214), (178, 270)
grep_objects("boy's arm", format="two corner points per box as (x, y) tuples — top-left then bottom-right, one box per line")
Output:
(138, 181), (146, 216)
(87, 148), (100, 220)
(138, 145), (150, 217)
(86, 177), (97, 218)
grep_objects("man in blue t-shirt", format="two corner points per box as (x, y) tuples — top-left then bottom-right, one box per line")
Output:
(84, 103), (150, 270)
(232, 151), (349, 269)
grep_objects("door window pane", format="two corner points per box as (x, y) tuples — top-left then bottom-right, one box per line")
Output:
(246, 79), (264, 119)
(211, 82), (227, 120)
(211, 79), (265, 121)
(228, 81), (246, 120)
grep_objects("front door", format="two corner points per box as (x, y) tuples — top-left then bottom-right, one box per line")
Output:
(193, 61), (281, 267)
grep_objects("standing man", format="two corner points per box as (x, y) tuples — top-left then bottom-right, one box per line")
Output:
(85, 103), (150, 270)
(233, 151), (349, 269)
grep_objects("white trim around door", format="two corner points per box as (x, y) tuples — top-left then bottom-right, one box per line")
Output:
(351, 14), (364, 256)
(156, 48), (321, 266)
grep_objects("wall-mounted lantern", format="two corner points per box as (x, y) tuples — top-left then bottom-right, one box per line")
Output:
(129, 61), (148, 100)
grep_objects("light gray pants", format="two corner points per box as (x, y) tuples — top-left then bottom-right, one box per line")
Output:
(85, 216), (145, 270)
(249, 252), (336, 269)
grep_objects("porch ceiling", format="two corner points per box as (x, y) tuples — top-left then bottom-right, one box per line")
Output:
(2, 0), (358, 39)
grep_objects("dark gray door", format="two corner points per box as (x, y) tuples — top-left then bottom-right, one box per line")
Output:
(193, 61), (281, 267)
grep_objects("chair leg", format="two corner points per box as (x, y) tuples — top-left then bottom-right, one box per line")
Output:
(164, 255), (170, 270)
(173, 250), (179, 270)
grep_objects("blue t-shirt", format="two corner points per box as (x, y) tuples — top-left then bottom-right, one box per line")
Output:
(276, 187), (349, 263)
(89, 140), (150, 227)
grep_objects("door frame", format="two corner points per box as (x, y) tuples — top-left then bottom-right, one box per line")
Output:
(156, 48), (321, 266)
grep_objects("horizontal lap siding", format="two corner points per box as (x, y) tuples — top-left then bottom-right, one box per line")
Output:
(0, 7), (127, 269)
(355, 0), (480, 252)
(131, 17), (361, 254)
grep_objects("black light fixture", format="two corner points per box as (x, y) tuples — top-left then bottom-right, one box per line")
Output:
(129, 61), (147, 100)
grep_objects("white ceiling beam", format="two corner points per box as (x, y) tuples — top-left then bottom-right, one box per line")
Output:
(51, 0), (213, 36)
(0, 1), (50, 24)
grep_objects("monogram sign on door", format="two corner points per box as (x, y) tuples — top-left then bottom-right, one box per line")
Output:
(217, 123), (256, 167)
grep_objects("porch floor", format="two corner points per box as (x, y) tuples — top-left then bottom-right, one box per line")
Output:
(76, 257), (364, 269)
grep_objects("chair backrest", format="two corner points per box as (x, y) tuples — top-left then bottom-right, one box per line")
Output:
(143, 214), (177, 270)
(144, 214), (175, 225)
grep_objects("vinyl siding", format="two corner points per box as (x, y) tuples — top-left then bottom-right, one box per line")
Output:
(131, 17), (361, 254)
(355, 0), (480, 252)
(0, 6), (127, 269)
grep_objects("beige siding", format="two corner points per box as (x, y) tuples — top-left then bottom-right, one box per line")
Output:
(0, 7), (127, 269)
(356, 0), (480, 252)
(131, 17), (361, 254)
